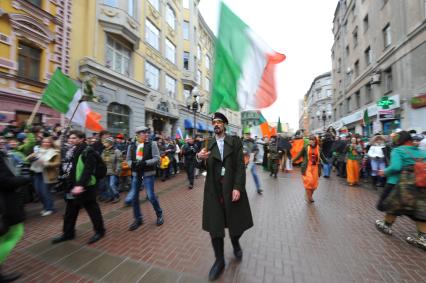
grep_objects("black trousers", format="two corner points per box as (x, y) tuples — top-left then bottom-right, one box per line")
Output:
(185, 161), (195, 186)
(63, 198), (105, 237)
(211, 234), (242, 259)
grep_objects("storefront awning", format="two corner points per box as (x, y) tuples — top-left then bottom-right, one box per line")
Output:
(184, 119), (194, 129)
(197, 122), (206, 131)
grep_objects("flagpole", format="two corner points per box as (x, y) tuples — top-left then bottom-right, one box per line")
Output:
(27, 100), (42, 126)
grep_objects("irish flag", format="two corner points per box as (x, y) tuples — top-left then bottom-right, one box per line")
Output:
(250, 112), (274, 138)
(210, 2), (286, 113)
(42, 69), (104, 132)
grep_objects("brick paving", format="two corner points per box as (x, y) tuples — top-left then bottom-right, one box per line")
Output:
(4, 168), (426, 282)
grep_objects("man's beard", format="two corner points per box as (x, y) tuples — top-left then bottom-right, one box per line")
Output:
(214, 126), (223, 135)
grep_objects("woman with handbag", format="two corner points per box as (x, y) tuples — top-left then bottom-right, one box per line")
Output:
(375, 131), (426, 250)
(0, 151), (31, 282)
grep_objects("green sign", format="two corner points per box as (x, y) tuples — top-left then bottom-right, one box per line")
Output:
(377, 96), (395, 109)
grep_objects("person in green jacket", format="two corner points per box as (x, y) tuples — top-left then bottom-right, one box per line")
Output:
(375, 131), (426, 251)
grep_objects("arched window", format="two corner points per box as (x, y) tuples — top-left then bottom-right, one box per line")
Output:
(107, 103), (130, 135)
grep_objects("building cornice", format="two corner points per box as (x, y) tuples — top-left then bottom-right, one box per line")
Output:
(78, 57), (150, 96)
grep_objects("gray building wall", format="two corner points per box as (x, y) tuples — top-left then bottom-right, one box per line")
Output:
(331, 0), (426, 134)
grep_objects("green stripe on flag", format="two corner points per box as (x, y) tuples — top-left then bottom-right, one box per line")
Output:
(42, 69), (79, 114)
(258, 111), (267, 124)
(210, 2), (251, 113)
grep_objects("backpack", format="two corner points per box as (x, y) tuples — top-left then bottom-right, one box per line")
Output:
(83, 148), (107, 180)
(403, 149), (426, 188)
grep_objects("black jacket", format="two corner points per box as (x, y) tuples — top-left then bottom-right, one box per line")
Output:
(0, 151), (31, 230)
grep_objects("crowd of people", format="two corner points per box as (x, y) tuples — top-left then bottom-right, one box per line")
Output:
(1, 117), (426, 282)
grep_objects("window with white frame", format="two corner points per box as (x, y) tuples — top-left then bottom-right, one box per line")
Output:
(183, 52), (189, 70)
(197, 45), (201, 59)
(383, 24), (391, 48)
(103, 0), (118, 7)
(165, 39), (176, 64)
(183, 21), (190, 40)
(148, 0), (159, 11)
(204, 77), (210, 91)
(145, 20), (159, 50)
(196, 70), (201, 85)
(145, 61), (160, 90)
(183, 0), (190, 9)
(205, 54), (210, 70)
(128, 0), (135, 17)
(166, 5), (176, 30)
(165, 75), (176, 98)
(384, 67), (393, 93)
(364, 46), (372, 66)
(106, 36), (131, 76)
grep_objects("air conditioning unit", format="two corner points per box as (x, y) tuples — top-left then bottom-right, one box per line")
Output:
(371, 73), (381, 84)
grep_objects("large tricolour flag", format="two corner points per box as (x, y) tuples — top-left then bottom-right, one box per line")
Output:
(210, 2), (286, 113)
(42, 69), (104, 132)
(250, 112), (274, 138)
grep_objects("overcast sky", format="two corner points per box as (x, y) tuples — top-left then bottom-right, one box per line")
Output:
(199, 0), (338, 130)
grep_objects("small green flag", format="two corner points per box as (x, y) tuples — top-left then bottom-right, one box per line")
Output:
(362, 109), (370, 126)
(277, 117), (283, 133)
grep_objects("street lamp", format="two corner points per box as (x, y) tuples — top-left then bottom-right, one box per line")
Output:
(186, 87), (204, 136)
(317, 110), (332, 130)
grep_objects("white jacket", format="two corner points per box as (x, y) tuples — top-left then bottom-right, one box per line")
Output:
(367, 145), (385, 158)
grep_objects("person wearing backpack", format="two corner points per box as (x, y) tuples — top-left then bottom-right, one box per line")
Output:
(51, 130), (106, 245)
(375, 131), (426, 251)
(126, 126), (163, 231)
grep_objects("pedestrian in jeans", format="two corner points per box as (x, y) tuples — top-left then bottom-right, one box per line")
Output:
(127, 126), (164, 231)
(27, 137), (60, 216)
(243, 132), (262, 194)
(375, 131), (426, 250)
(100, 137), (121, 203)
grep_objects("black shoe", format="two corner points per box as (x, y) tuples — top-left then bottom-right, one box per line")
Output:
(234, 248), (243, 260)
(51, 234), (75, 244)
(0, 271), (22, 283)
(208, 258), (225, 281)
(156, 215), (164, 226)
(87, 232), (105, 244)
(257, 189), (263, 195)
(129, 220), (143, 231)
(188, 185), (193, 190)
(274, 174), (277, 178)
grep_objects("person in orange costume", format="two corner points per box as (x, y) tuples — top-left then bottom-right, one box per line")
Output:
(345, 137), (363, 186)
(293, 135), (323, 203)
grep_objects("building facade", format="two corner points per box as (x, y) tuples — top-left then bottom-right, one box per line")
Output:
(331, 0), (426, 135)
(304, 72), (333, 134)
(69, 0), (241, 138)
(0, 0), (71, 128)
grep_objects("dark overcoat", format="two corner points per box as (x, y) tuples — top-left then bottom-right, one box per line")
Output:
(0, 151), (31, 232)
(202, 135), (253, 238)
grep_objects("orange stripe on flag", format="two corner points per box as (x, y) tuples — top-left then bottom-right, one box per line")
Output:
(255, 53), (285, 109)
(85, 110), (104, 132)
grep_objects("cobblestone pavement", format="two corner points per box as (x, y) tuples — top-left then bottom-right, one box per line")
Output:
(4, 168), (426, 283)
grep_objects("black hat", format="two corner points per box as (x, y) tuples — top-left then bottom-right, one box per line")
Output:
(211, 112), (228, 124)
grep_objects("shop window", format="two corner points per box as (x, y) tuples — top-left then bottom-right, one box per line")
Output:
(18, 42), (41, 81)
(107, 103), (130, 135)
(16, 111), (41, 126)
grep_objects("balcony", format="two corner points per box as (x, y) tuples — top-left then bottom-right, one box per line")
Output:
(99, 4), (140, 49)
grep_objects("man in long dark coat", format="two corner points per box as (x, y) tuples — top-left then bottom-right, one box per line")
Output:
(197, 112), (253, 281)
